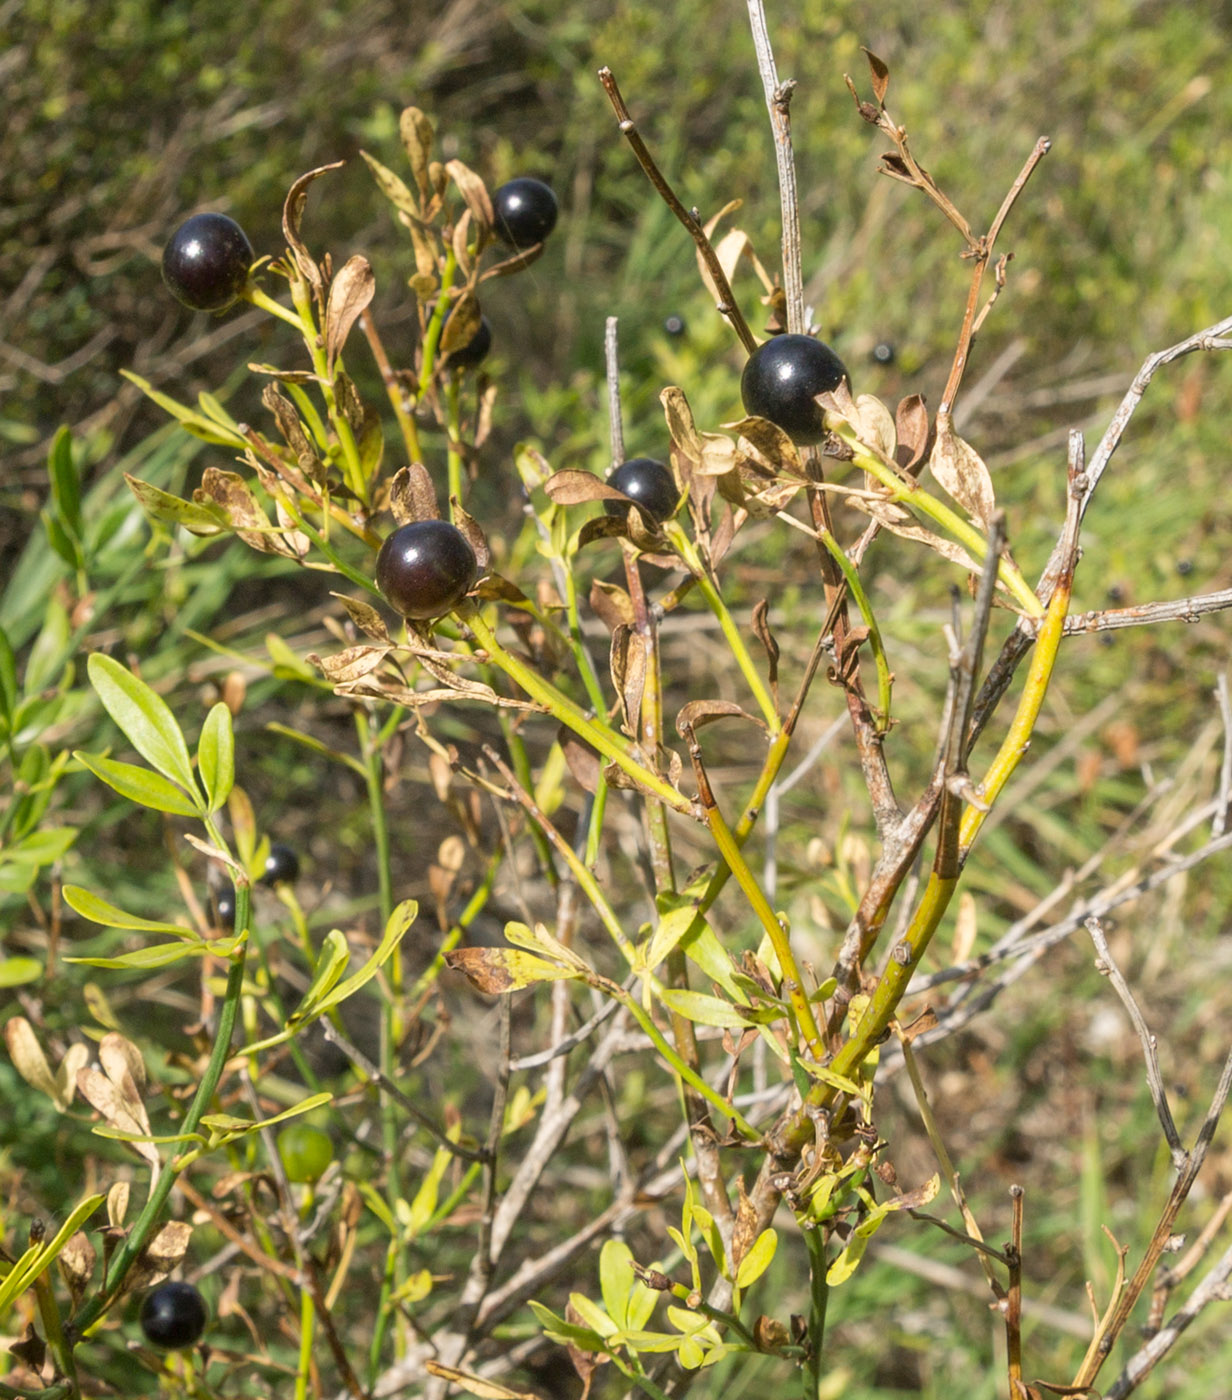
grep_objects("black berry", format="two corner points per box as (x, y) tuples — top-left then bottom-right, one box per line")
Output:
(376, 520), (478, 620)
(740, 334), (849, 446)
(445, 312), (492, 370)
(871, 341), (896, 365)
(664, 314), (686, 337)
(492, 178), (558, 248)
(604, 458), (678, 526)
(260, 843), (300, 887)
(140, 1281), (208, 1350)
(161, 213), (253, 312)
(212, 888), (236, 930)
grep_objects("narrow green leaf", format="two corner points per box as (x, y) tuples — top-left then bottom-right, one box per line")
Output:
(25, 598), (70, 694)
(358, 1182), (398, 1234)
(87, 654), (196, 792)
(197, 703), (235, 813)
(288, 928), (351, 1020)
(120, 370), (248, 447)
(75, 752), (201, 816)
(527, 1300), (605, 1352)
(47, 427), (82, 537)
(566, 1292), (619, 1340)
(734, 1227), (778, 1289)
(0, 958), (42, 988)
(62, 883), (196, 934)
(644, 905), (703, 971)
(42, 508), (80, 569)
(0, 1193), (105, 1313)
(124, 473), (230, 536)
(64, 937), (237, 970)
(678, 918), (745, 1002)
(0, 623), (16, 722)
(656, 987), (761, 1029)
(309, 900), (417, 1015)
(600, 1239), (635, 1331)
(3, 826), (77, 868)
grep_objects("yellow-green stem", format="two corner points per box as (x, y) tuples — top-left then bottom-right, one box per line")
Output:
(466, 610), (692, 813)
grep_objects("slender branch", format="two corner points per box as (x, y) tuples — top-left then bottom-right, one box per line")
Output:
(597, 67), (758, 352)
(1085, 917), (1184, 1166)
(746, 0), (804, 333)
(605, 315), (625, 467)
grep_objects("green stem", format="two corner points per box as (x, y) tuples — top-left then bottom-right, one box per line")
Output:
(811, 526), (893, 731)
(833, 423), (1043, 619)
(445, 374), (464, 513)
(802, 1227), (830, 1399)
(74, 911), (250, 1334)
(243, 284), (304, 331)
(417, 250), (458, 397)
(466, 610), (692, 813)
(665, 522), (780, 732)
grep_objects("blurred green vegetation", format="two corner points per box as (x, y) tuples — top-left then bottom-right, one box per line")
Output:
(3, 1), (1232, 1396)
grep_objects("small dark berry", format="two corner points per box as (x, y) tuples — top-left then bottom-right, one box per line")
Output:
(445, 312), (492, 370)
(871, 341), (896, 365)
(664, 314), (686, 337)
(140, 1281), (208, 1350)
(492, 177), (558, 248)
(376, 520), (479, 620)
(740, 334), (849, 446)
(1176, 558), (1194, 576)
(260, 843), (300, 886)
(212, 888), (236, 930)
(603, 458), (678, 526)
(161, 213), (253, 312)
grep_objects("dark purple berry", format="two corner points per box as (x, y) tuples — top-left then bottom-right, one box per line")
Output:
(140, 1281), (208, 1350)
(740, 334), (849, 446)
(871, 341), (896, 365)
(260, 843), (300, 887)
(212, 888), (236, 930)
(376, 520), (478, 620)
(664, 314), (686, 337)
(445, 312), (492, 370)
(603, 458), (678, 526)
(161, 213), (253, 312)
(492, 178), (558, 248)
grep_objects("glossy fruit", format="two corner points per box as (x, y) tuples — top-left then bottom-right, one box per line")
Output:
(445, 312), (492, 370)
(603, 458), (678, 525)
(740, 333), (849, 445)
(871, 341), (896, 365)
(212, 887), (236, 930)
(664, 314), (686, 337)
(140, 1281), (208, 1350)
(161, 213), (253, 312)
(492, 177), (558, 248)
(376, 520), (478, 620)
(277, 1122), (334, 1183)
(260, 843), (300, 887)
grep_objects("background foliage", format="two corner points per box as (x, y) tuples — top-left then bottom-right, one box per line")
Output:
(3, 1), (1232, 1397)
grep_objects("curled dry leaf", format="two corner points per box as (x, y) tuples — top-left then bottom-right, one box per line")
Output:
(895, 394), (933, 474)
(4, 1017), (89, 1112)
(390, 462), (440, 525)
(856, 394), (897, 462)
(727, 417), (805, 480)
(610, 626), (648, 740)
(360, 150), (419, 219)
(400, 107), (435, 209)
(324, 255), (376, 376)
(857, 497), (984, 574)
(194, 469), (301, 557)
(444, 157), (494, 235)
(451, 498), (491, 572)
(559, 727), (602, 795)
(440, 292), (481, 357)
(544, 469), (628, 507)
(58, 1232), (96, 1305)
(929, 420), (996, 531)
(863, 47), (891, 105)
(589, 579), (634, 633)
(282, 162), (345, 296)
(675, 699), (768, 735)
(334, 594), (392, 644)
(444, 947), (579, 994)
(308, 644), (393, 685)
(661, 386), (703, 463)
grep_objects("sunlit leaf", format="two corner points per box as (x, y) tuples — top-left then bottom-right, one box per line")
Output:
(86, 654), (196, 792)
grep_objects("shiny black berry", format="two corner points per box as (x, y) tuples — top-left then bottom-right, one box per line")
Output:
(161, 213), (253, 312)
(376, 520), (478, 620)
(664, 314), (686, 337)
(260, 843), (300, 887)
(871, 341), (896, 365)
(212, 888), (236, 930)
(740, 334), (849, 446)
(492, 177), (558, 248)
(140, 1281), (208, 1350)
(445, 313), (492, 370)
(604, 458), (678, 525)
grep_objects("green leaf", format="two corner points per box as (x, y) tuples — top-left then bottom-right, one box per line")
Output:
(42, 508), (80, 570)
(74, 752), (202, 816)
(120, 370), (248, 447)
(62, 883), (197, 934)
(87, 654), (196, 792)
(644, 904), (703, 971)
(0, 1193), (105, 1315)
(64, 935), (243, 970)
(25, 598), (70, 694)
(566, 1292), (619, 1340)
(197, 703), (235, 813)
(0, 957), (42, 988)
(0, 623), (16, 723)
(124, 474), (230, 536)
(678, 917), (745, 1003)
(3, 826), (77, 869)
(656, 987), (762, 1029)
(47, 427), (83, 539)
(600, 1239), (636, 1331)
(734, 1227), (778, 1289)
(527, 1300), (605, 1352)
(289, 929), (352, 1020)
(310, 900), (416, 1014)
(358, 1182), (398, 1234)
